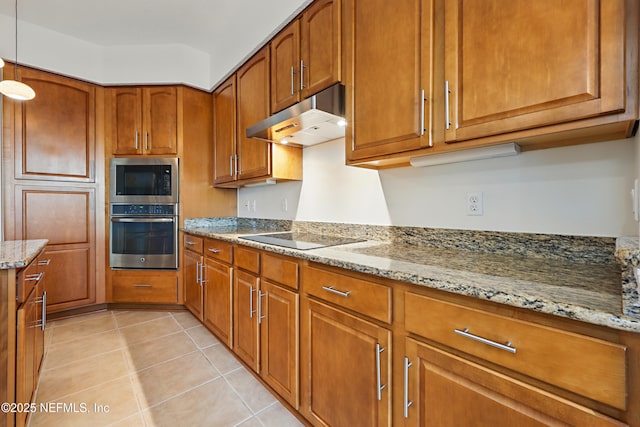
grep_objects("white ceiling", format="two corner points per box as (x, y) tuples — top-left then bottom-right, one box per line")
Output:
(0, 0), (311, 88)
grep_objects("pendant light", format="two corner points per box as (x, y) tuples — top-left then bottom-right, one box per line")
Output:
(0, 0), (35, 101)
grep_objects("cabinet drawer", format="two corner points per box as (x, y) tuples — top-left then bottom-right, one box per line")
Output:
(16, 254), (44, 304)
(204, 239), (233, 264)
(404, 292), (627, 409)
(184, 234), (203, 254)
(235, 245), (260, 274)
(111, 275), (178, 303)
(263, 252), (298, 290)
(302, 265), (391, 323)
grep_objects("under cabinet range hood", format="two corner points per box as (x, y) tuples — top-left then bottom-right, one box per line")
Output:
(246, 83), (346, 147)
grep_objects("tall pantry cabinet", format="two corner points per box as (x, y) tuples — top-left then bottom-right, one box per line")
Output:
(2, 65), (104, 313)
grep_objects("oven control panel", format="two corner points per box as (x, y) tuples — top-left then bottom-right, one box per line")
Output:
(111, 204), (176, 216)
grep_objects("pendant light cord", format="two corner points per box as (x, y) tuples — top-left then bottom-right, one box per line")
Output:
(14, 0), (18, 80)
(14, 0), (18, 81)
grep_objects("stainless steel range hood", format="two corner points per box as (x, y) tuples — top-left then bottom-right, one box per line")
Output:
(246, 83), (345, 146)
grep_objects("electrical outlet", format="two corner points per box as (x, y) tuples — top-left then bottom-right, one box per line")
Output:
(281, 198), (288, 212)
(243, 200), (250, 212)
(467, 192), (484, 216)
(251, 200), (257, 212)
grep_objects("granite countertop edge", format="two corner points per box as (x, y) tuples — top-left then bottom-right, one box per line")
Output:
(183, 226), (640, 334)
(0, 239), (49, 269)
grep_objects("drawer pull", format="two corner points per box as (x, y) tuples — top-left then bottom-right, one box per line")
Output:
(454, 328), (517, 354)
(133, 283), (153, 288)
(25, 273), (44, 282)
(208, 248), (221, 254)
(322, 285), (350, 297)
(185, 241), (197, 246)
(38, 259), (51, 266)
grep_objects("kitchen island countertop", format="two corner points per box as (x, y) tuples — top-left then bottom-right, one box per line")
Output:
(183, 222), (640, 333)
(0, 239), (48, 270)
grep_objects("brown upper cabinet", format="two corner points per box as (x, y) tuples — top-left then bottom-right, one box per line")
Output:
(109, 86), (178, 156)
(345, 0), (639, 168)
(444, 0), (631, 143)
(9, 67), (97, 182)
(235, 47), (271, 182)
(270, 0), (341, 113)
(213, 75), (237, 184)
(344, 0), (436, 164)
(214, 47), (302, 188)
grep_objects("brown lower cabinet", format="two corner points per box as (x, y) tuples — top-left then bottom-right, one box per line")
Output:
(182, 235), (640, 427)
(232, 247), (300, 409)
(300, 298), (391, 427)
(403, 338), (624, 427)
(14, 252), (49, 427)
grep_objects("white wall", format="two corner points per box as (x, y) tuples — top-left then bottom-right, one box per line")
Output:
(238, 136), (638, 237)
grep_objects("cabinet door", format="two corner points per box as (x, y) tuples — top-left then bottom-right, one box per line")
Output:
(213, 75), (238, 185)
(143, 86), (178, 155)
(16, 289), (36, 427)
(344, 0), (432, 162)
(233, 270), (260, 371)
(15, 187), (96, 313)
(300, 299), (391, 427)
(203, 258), (233, 347)
(271, 20), (300, 113)
(236, 47), (271, 181)
(12, 67), (96, 181)
(403, 338), (624, 427)
(111, 87), (143, 155)
(260, 281), (299, 408)
(444, 0), (626, 143)
(300, 0), (341, 98)
(34, 264), (47, 374)
(184, 250), (203, 320)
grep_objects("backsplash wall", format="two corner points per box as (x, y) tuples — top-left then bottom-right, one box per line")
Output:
(238, 135), (638, 238)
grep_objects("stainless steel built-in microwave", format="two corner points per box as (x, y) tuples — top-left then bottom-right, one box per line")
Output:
(110, 157), (179, 204)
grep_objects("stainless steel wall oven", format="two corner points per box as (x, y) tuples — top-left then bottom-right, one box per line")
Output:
(110, 203), (178, 269)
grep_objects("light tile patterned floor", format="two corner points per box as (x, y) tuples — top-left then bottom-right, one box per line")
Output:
(28, 310), (305, 427)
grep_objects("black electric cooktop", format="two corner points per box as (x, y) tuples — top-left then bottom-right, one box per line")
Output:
(239, 232), (364, 250)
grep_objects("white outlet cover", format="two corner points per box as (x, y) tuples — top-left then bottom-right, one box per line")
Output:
(467, 192), (484, 216)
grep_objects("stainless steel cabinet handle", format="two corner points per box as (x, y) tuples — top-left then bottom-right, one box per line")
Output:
(445, 80), (452, 130)
(291, 66), (295, 95)
(249, 286), (256, 318)
(145, 132), (150, 151)
(419, 89), (426, 136)
(135, 131), (139, 149)
(235, 155), (239, 177)
(208, 248), (221, 254)
(42, 291), (46, 331)
(35, 291), (47, 331)
(321, 285), (350, 297)
(376, 344), (386, 401)
(25, 273), (44, 282)
(185, 241), (197, 246)
(403, 357), (413, 418)
(38, 259), (51, 266)
(196, 261), (201, 285)
(300, 59), (306, 90)
(200, 263), (206, 284)
(258, 291), (266, 323)
(229, 155), (234, 177)
(133, 283), (153, 287)
(454, 328), (517, 354)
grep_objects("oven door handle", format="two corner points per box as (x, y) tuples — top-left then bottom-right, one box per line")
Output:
(110, 217), (175, 223)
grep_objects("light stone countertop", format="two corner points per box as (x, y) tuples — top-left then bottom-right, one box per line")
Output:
(0, 240), (48, 270)
(183, 223), (640, 334)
